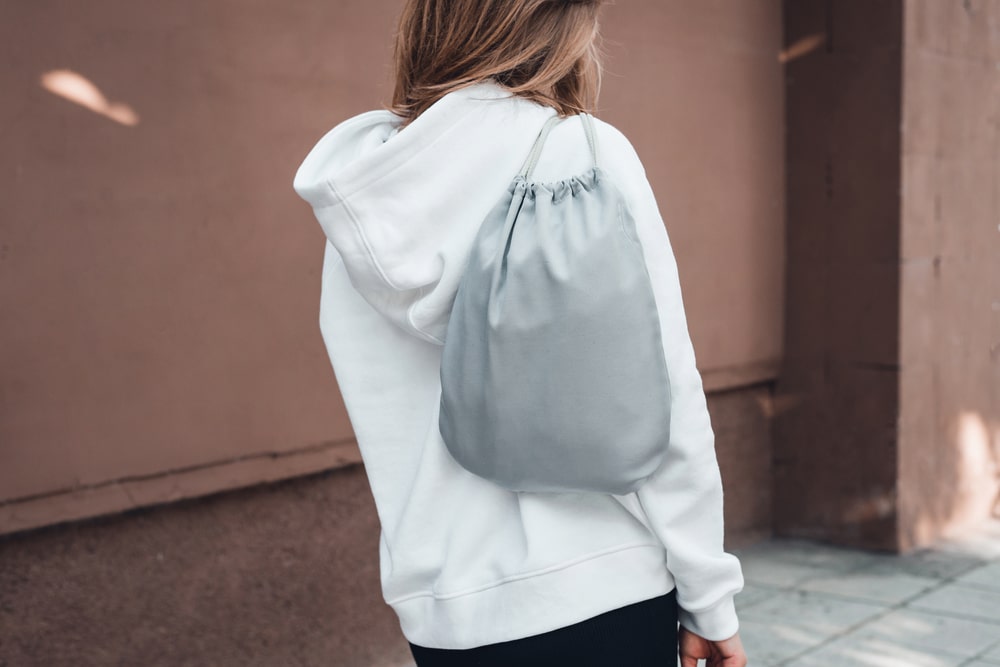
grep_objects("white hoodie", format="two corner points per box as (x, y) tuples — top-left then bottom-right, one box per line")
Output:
(293, 81), (744, 650)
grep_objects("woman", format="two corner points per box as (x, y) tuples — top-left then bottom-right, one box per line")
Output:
(293, 1), (749, 665)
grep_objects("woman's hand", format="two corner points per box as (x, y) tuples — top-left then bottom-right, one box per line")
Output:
(679, 625), (748, 667)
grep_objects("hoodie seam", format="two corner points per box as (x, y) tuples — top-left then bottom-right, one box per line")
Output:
(324, 178), (403, 291)
(326, 86), (524, 205)
(677, 588), (743, 614)
(407, 292), (446, 345)
(386, 541), (662, 604)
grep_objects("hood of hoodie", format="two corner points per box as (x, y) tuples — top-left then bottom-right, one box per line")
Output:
(293, 81), (556, 345)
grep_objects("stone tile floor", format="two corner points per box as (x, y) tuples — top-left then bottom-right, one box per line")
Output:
(730, 518), (1000, 667)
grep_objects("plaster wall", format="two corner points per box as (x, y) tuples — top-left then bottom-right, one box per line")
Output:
(1, 0), (784, 535)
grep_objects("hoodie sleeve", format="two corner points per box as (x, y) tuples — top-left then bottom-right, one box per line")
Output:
(603, 123), (745, 642)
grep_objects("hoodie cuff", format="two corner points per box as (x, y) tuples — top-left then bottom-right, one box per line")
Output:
(677, 593), (740, 642)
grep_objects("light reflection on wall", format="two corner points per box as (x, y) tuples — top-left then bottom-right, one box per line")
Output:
(779, 33), (826, 64)
(955, 410), (999, 523)
(39, 69), (139, 127)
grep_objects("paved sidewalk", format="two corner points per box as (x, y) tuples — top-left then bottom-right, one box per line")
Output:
(731, 518), (1000, 667)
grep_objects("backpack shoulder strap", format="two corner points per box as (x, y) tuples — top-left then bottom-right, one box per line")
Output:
(580, 113), (599, 168)
(519, 114), (561, 180)
(518, 112), (601, 181)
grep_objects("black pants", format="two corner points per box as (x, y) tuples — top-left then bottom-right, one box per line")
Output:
(409, 589), (679, 666)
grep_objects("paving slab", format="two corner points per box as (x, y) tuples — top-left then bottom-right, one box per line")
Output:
(954, 561), (1000, 592)
(737, 617), (830, 666)
(977, 639), (1000, 664)
(906, 581), (1000, 624)
(846, 607), (1000, 660)
(858, 548), (988, 581)
(783, 631), (964, 667)
(796, 570), (939, 605)
(736, 582), (785, 610)
(740, 589), (888, 636)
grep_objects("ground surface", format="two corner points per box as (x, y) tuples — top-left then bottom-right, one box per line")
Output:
(730, 519), (1000, 667)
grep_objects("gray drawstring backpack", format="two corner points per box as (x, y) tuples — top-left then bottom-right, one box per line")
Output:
(439, 112), (672, 495)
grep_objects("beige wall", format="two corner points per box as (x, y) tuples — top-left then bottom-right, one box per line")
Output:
(1, 0), (784, 535)
(897, 0), (1000, 549)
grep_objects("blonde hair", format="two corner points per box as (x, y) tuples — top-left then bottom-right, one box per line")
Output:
(391, 0), (604, 125)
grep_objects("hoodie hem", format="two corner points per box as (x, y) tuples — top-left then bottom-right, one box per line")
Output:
(391, 542), (675, 650)
(677, 591), (741, 642)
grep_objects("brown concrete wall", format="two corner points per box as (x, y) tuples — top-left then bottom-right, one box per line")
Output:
(0, 389), (769, 667)
(897, 0), (1000, 549)
(599, 2), (786, 393)
(0, 0), (402, 533)
(1, 0), (784, 536)
(777, 0), (904, 551)
(712, 385), (776, 545)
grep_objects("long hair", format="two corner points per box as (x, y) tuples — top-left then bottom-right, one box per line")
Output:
(391, 0), (604, 124)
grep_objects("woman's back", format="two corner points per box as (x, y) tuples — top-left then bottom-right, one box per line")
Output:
(293, 80), (745, 651)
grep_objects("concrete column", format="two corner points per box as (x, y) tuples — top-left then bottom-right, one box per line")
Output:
(897, 0), (1000, 550)
(778, 0), (1000, 552)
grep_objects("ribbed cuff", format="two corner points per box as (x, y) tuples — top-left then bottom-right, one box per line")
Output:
(677, 594), (740, 642)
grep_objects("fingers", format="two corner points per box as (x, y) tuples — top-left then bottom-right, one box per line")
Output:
(723, 653), (748, 667)
(714, 632), (748, 666)
(679, 655), (700, 667)
(679, 626), (749, 667)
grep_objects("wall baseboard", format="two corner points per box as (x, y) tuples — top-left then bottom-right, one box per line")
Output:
(0, 439), (362, 537)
